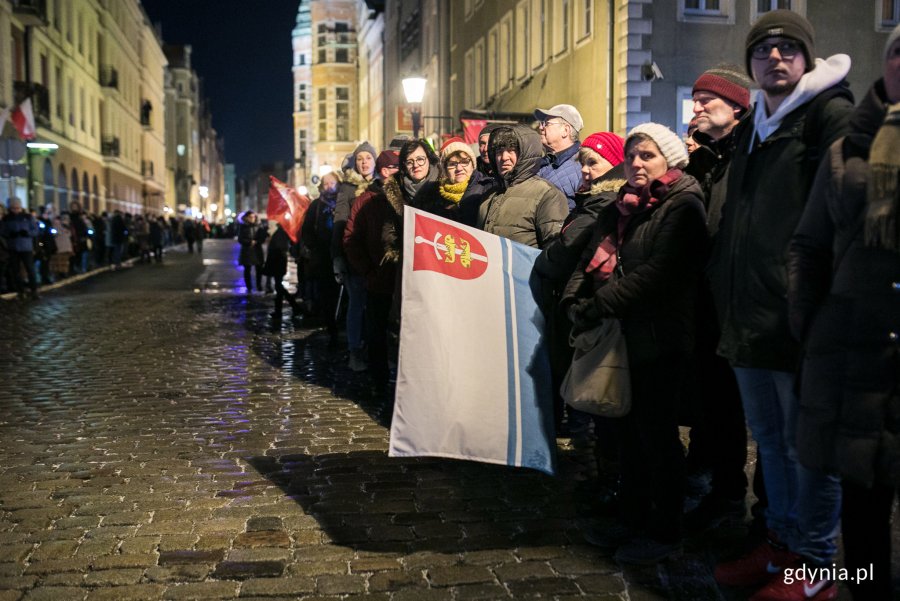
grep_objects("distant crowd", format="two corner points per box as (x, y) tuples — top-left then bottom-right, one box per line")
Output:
(0, 199), (230, 297)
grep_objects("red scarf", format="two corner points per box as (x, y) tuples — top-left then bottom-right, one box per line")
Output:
(585, 169), (682, 281)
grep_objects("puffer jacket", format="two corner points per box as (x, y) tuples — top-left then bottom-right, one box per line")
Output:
(788, 79), (900, 487)
(562, 174), (709, 365)
(535, 162), (626, 287)
(477, 125), (568, 249)
(709, 79), (853, 370)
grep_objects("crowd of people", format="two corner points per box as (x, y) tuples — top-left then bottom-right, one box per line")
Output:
(260, 12), (897, 601)
(0, 199), (214, 297)
(5, 11), (896, 600)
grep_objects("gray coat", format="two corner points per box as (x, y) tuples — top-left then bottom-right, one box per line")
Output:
(477, 125), (568, 249)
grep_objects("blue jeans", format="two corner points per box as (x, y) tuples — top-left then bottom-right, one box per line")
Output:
(733, 367), (841, 565)
(345, 273), (367, 351)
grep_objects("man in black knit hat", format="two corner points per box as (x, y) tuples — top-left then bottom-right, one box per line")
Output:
(709, 10), (854, 601)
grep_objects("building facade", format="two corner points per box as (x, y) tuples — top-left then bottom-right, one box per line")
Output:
(383, 0), (451, 146)
(356, 0), (385, 150)
(163, 44), (201, 218)
(633, 0), (896, 136)
(1, 0), (167, 215)
(292, 0), (360, 184)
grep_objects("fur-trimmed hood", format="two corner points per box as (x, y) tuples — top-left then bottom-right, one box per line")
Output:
(342, 168), (372, 197)
(383, 174), (408, 218)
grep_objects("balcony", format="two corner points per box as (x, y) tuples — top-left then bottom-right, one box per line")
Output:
(13, 81), (50, 126)
(12, 0), (48, 26)
(101, 136), (120, 157)
(99, 66), (118, 89)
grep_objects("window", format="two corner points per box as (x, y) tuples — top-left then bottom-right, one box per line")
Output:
(752, 0), (805, 21)
(474, 38), (485, 106)
(499, 13), (512, 90)
(67, 78), (74, 126)
(553, 0), (570, 56)
(318, 88), (327, 141)
(531, 0), (547, 70)
(464, 48), (475, 108)
(878, 0), (900, 29)
(515, 1), (530, 80)
(79, 87), (85, 131)
(487, 26), (498, 99)
(298, 83), (308, 111)
(317, 23), (328, 64)
(77, 11), (83, 54)
(335, 87), (350, 141)
(577, 0), (593, 40)
(335, 48), (348, 63)
(676, 86), (695, 138)
(679, 0), (734, 23)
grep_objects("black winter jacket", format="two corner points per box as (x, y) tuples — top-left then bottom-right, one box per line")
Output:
(788, 80), (900, 487)
(535, 163), (626, 288)
(709, 85), (853, 370)
(562, 174), (708, 365)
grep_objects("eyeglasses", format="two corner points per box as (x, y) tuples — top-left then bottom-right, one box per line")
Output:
(539, 120), (566, 130)
(446, 158), (472, 170)
(751, 39), (801, 60)
(404, 155), (428, 169)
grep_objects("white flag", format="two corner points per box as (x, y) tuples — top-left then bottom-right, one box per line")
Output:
(389, 207), (557, 475)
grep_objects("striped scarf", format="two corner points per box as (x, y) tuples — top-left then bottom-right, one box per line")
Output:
(865, 102), (900, 251)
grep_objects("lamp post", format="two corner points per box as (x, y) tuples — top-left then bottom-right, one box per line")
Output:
(402, 76), (426, 139)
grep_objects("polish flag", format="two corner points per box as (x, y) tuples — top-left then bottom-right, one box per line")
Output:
(10, 98), (36, 140)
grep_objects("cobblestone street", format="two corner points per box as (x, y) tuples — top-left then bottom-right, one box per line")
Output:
(0, 240), (862, 601)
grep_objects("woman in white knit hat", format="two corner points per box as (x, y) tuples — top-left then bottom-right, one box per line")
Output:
(562, 122), (709, 565)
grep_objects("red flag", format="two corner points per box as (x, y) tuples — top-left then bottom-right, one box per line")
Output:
(10, 98), (36, 140)
(267, 176), (309, 243)
(461, 118), (487, 144)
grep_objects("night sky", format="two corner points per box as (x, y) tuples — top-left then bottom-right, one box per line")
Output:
(140, 0), (299, 178)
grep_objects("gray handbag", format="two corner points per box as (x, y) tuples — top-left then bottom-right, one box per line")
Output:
(560, 318), (631, 417)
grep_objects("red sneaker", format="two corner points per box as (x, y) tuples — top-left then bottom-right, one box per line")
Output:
(750, 574), (837, 601)
(715, 538), (799, 587)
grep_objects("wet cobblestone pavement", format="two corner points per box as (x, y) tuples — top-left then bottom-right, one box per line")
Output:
(0, 240), (867, 600)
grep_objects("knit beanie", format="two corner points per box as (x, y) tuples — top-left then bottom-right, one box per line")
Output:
(692, 64), (753, 111)
(352, 141), (378, 172)
(439, 137), (477, 164)
(746, 10), (815, 74)
(581, 132), (625, 166)
(885, 22), (900, 62)
(374, 150), (399, 176)
(627, 123), (689, 169)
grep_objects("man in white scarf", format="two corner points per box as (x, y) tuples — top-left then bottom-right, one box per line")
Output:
(709, 10), (855, 601)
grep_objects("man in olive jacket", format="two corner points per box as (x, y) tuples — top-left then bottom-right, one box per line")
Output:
(709, 11), (854, 600)
(477, 125), (568, 249)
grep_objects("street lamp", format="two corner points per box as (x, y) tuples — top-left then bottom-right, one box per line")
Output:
(402, 76), (426, 139)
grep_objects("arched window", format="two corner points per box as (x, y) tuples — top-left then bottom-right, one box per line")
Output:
(43, 158), (54, 209)
(92, 175), (100, 214)
(82, 172), (90, 212)
(58, 164), (68, 212)
(70, 168), (79, 210)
